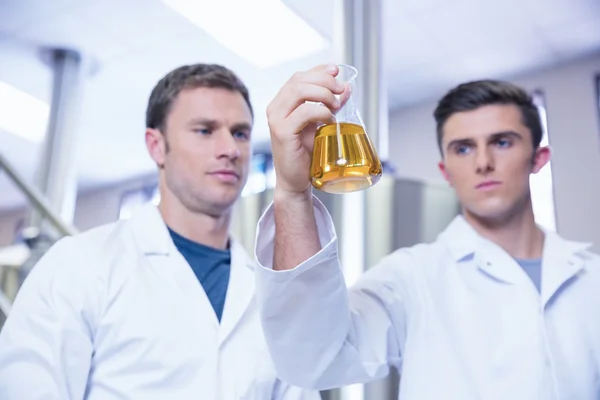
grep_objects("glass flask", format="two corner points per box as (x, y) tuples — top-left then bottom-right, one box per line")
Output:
(310, 64), (383, 194)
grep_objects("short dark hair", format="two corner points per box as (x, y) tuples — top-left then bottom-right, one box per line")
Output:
(433, 79), (543, 154)
(145, 63), (253, 131)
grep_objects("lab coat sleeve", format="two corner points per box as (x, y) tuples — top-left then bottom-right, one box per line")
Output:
(0, 237), (101, 400)
(255, 195), (410, 390)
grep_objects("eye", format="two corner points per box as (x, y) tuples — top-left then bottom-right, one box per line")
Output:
(194, 128), (211, 135)
(495, 137), (512, 148)
(233, 131), (250, 140)
(455, 144), (472, 155)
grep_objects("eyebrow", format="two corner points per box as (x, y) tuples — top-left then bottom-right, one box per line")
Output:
(187, 118), (252, 132)
(230, 122), (253, 132)
(445, 130), (523, 152)
(188, 118), (218, 129)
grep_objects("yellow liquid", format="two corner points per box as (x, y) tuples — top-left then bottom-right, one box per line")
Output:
(310, 122), (382, 194)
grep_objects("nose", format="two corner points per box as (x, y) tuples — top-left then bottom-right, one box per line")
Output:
(216, 130), (241, 160)
(475, 146), (494, 174)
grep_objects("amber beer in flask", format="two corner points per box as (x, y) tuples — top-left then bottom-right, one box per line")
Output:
(309, 64), (383, 194)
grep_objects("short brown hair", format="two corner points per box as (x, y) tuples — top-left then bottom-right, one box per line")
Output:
(434, 80), (542, 154)
(145, 63), (253, 131)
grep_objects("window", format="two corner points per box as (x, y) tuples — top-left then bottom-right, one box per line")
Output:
(530, 90), (557, 232)
(118, 185), (157, 220)
(241, 152), (275, 197)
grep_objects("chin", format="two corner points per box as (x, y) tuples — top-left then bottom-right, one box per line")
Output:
(463, 200), (513, 222)
(209, 191), (242, 209)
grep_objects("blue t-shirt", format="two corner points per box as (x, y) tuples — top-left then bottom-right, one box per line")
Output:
(516, 258), (542, 293)
(168, 227), (231, 322)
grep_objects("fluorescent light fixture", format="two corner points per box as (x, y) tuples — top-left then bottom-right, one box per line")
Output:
(163, 0), (328, 68)
(0, 81), (49, 143)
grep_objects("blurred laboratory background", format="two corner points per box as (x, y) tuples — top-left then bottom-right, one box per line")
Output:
(0, 0), (599, 399)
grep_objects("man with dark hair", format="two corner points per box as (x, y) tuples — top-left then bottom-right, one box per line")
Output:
(252, 64), (600, 399)
(433, 79), (544, 153)
(0, 64), (320, 399)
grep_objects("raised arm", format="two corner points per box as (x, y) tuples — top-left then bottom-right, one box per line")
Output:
(256, 197), (410, 390)
(255, 64), (411, 390)
(265, 63), (346, 271)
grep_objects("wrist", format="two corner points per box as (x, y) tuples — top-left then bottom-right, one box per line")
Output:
(273, 186), (313, 204)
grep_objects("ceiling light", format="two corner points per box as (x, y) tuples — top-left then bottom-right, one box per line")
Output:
(0, 81), (49, 143)
(163, 0), (328, 68)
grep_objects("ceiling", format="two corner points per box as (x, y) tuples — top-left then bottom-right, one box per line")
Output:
(0, 0), (599, 210)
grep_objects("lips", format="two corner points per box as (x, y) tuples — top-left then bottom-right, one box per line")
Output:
(208, 169), (240, 183)
(476, 180), (501, 189)
(210, 169), (239, 178)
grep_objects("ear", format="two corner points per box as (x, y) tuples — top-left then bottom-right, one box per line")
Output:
(531, 145), (551, 174)
(438, 160), (453, 187)
(145, 128), (167, 168)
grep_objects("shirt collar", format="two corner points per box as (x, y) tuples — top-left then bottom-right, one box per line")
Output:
(438, 214), (593, 262)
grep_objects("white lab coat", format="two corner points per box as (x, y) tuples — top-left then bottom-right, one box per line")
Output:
(0, 204), (320, 400)
(254, 196), (600, 400)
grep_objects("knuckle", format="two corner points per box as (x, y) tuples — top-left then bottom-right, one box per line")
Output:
(291, 71), (304, 83)
(325, 90), (336, 105)
(319, 108), (333, 122)
(291, 83), (303, 100)
(299, 103), (313, 119)
(313, 85), (326, 100)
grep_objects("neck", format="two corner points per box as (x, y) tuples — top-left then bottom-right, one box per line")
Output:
(158, 193), (231, 251)
(463, 197), (545, 260)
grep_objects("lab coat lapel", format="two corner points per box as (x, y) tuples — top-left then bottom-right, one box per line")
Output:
(218, 238), (255, 347)
(475, 241), (532, 286)
(540, 231), (591, 308)
(129, 204), (219, 330)
(441, 216), (538, 286)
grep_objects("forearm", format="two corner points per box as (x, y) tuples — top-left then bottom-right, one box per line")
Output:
(273, 188), (322, 271)
(257, 196), (379, 390)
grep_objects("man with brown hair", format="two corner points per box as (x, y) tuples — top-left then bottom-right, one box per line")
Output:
(0, 64), (320, 400)
(253, 64), (600, 399)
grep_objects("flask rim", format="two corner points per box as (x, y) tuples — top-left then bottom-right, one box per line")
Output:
(336, 64), (358, 82)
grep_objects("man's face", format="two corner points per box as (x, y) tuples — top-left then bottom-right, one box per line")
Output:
(147, 87), (253, 217)
(438, 104), (550, 222)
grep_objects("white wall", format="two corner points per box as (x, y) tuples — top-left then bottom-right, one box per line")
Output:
(388, 53), (600, 250)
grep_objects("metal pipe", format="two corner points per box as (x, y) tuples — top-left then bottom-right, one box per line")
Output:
(0, 153), (78, 237)
(332, 1), (396, 399)
(29, 48), (84, 229)
(361, 0), (388, 160)
(333, 0), (355, 65)
(358, 3), (398, 399)
(331, 2), (366, 400)
(0, 289), (12, 320)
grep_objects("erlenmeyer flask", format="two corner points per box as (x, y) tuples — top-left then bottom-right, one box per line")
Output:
(310, 64), (383, 194)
